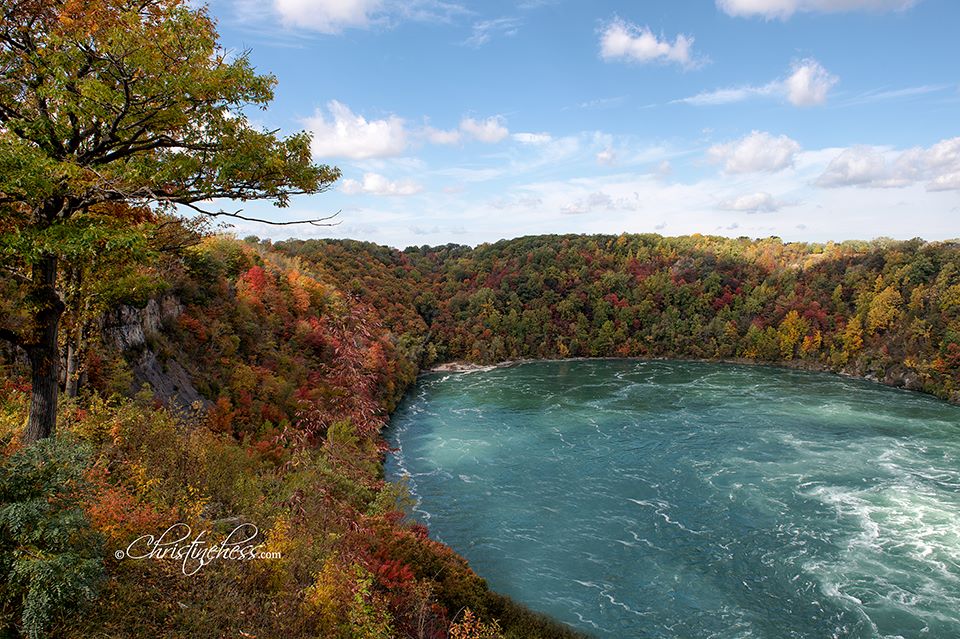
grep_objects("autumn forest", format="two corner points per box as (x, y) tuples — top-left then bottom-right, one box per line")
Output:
(2, 0), (959, 637)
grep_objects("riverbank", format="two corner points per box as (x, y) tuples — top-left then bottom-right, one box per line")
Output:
(425, 355), (953, 404)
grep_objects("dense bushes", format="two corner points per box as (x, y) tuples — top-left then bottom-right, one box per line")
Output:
(0, 436), (103, 637)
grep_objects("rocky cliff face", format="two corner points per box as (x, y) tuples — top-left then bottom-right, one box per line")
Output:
(101, 295), (209, 412)
(101, 296), (183, 351)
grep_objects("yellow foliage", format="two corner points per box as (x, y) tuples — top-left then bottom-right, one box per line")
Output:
(248, 515), (295, 592)
(449, 609), (505, 639)
(867, 286), (903, 334)
(302, 561), (394, 639)
(842, 316), (864, 355)
(801, 330), (822, 356)
(777, 310), (808, 360)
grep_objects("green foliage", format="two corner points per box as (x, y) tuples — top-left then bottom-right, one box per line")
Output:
(0, 437), (104, 638)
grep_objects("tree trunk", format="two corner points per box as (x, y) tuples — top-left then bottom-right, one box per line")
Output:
(65, 341), (79, 399)
(23, 254), (63, 444)
(64, 267), (82, 399)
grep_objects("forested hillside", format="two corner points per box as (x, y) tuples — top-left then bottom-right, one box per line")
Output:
(1, 229), (959, 638)
(279, 233), (960, 403)
(0, 229), (583, 639)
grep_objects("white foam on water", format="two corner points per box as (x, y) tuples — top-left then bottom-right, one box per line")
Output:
(802, 479), (960, 634)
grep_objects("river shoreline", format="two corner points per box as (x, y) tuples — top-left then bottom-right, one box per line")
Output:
(424, 355), (956, 404)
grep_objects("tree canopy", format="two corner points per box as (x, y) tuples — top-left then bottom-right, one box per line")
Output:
(0, 0), (340, 442)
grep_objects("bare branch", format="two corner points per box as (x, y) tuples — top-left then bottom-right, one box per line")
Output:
(181, 201), (341, 226)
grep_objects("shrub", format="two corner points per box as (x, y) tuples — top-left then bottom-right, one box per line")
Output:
(0, 438), (104, 638)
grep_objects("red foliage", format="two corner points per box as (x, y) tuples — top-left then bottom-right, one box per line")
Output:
(627, 258), (655, 282)
(241, 265), (268, 295)
(368, 548), (417, 591)
(712, 287), (737, 311)
(1, 377), (31, 394)
(604, 293), (628, 309)
(84, 468), (170, 543)
(177, 313), (207, 342)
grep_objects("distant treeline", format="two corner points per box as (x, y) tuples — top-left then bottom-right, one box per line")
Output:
(275, 233), (960, 402)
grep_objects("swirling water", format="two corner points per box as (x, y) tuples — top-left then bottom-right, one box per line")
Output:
(385, 360), (960, 638)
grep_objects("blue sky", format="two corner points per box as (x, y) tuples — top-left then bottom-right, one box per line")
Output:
(204, 0), (960, 247)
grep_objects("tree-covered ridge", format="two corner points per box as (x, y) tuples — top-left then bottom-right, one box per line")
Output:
(280, 233), (960, 402)
(0, 234), (582, 639)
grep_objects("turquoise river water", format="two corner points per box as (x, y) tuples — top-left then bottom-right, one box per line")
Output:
(384, 360), (960, 638)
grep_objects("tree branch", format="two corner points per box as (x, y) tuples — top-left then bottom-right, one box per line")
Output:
(181, 201), (341, 227)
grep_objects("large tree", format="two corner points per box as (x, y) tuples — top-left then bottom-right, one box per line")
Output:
(0, 0), (340, 443)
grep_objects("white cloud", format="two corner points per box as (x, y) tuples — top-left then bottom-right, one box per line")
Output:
(708, 131), (802, 174)
(816, 137), (960, 190)
(841, 84), (950, 107)
(596, 148), (616, 165)
(270, 0), (465, 33)
(273, 0), (382, 32)
(306, 101), (407, 159)
(341, 172), (423, 196)
(562, 192), (615, 215)
(815, 146), (899, 188)
(421, 116), (513, 145)
(678, 86), (776, 106)
(675, 58), (837, 107)
(599, 19), (699, 68)
(460, 116), (510, 143)
(464, 17), (522, 47)
(717, 0), (918, 20)
(784, 59), (838, 106)
(238, 136), (959, 248)
(513, 132), (553, 145)
(719, 192), (785, 213)
(424, 126), (462, 145)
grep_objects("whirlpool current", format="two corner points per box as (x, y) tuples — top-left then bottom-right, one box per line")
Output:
(384, 360), (960, 638)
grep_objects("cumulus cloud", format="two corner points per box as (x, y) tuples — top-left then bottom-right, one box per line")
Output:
(423, 126), (462, 145)
(816, 137), (960, 190)
(677, 59), (837, 107)
(719, 192), (785, 213)
(460, 116), (510, 143)
(784, 59), (838, 106)
(341, 172), (423, 196)
(707, 131), (801, 174)
(306, 101), (407, 159)
(717, 0), (918, 20)
(814, 146), (900, 188)
(599, 19), (699, 68)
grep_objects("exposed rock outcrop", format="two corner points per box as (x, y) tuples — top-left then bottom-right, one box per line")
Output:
(101, 295), (209, 412)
